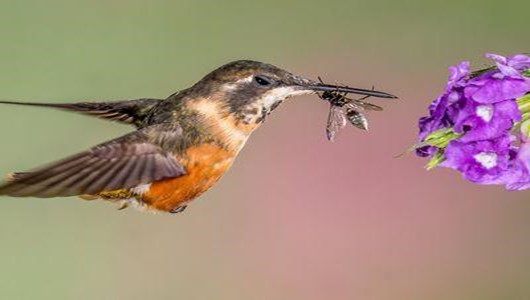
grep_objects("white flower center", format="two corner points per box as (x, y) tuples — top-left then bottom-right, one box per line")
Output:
(476, 105), (494, 122)
(473, 152), (498, 169)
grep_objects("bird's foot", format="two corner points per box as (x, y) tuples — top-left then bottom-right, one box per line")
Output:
(170, 205), (187, 214)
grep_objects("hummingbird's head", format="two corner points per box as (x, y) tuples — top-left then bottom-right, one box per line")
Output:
(189, 60), (396, 126)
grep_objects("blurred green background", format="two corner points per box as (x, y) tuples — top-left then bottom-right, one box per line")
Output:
(0, 0), (529, 299)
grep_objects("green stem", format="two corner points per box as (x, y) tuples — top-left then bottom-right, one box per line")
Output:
(426, 150), (445, 170)
(517, 94), (530, 115)
(422, 128), (462, 148)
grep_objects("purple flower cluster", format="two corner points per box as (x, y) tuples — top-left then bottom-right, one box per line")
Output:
(416, 53), (530, 189)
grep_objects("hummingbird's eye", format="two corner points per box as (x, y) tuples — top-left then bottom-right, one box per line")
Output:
(254, 76), (273, 87)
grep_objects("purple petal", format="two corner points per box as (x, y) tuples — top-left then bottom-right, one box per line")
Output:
(508, 54), (530, 70)
(486, 53), (521, 78)
(505, 143), (530, 190)
(464, 76), (530, 103)
(453, 99), (521, 142)
(440, 135), (520, 185)
(448, 61), (471, 88)
(486, 53), (530, 78)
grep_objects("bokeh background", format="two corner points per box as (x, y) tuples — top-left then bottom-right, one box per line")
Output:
(0, 0), (529, 299)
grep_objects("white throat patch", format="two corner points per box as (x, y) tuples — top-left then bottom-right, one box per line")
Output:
(260, 87), (311, 110)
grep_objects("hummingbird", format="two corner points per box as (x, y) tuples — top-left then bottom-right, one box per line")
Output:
(0, 60), (396, 213)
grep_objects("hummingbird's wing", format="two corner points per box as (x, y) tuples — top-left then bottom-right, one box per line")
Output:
(0, 124), (186, 198)
(0, 98), (161, 127)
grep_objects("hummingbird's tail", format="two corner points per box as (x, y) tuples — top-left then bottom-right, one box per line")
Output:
(0, 98), (162, 127)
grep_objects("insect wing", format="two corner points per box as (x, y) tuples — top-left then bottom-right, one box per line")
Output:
(344, 100), (383, 112)
(353, 100), (383, 111)
(326, 105), (347, 141)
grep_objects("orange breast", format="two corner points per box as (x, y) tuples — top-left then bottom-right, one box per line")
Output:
(142, 144), (236, 212)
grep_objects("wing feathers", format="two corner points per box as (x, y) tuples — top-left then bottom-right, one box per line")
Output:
(0, 99), (161, 127)
(0, 124), (186, 198)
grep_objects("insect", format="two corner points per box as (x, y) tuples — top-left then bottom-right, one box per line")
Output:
(317, 77), (383, 141)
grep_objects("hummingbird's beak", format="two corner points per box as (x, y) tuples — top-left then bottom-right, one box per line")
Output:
(306, 83), (398, 99)
(293, 77), (398, 99)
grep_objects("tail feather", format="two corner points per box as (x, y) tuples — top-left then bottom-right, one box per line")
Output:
(0, 98), (162, 127)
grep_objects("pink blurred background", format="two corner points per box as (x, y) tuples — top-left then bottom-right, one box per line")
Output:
(0, 0), (529, 299)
